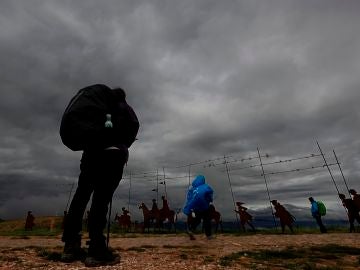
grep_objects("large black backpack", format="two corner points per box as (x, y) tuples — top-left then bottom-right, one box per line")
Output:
(60, 84), (139, 151)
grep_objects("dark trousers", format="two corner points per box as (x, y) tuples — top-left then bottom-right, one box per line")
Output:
(62, 149), (127, 248)
(279, 220), (294, 233)
(240, 220), (255, 232)
(188, 209), (212, 237)
(314, 215), (327, 233)
(348, 211), (360, 232)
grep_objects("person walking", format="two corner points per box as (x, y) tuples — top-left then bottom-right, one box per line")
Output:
(25, 211), (35, 230)
(235, 202), (255, 232)
(183, 175), (214, 240)
(339, 193), (360, 233)
(349, 189), (360, 212)
(60, 85), (139, 267)
(308, 197), (327, 233)
(271, 200), (295, 233)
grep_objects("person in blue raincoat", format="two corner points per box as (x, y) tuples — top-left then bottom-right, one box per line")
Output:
(309, 197), (327, 233)
(183, 175), (214, 240)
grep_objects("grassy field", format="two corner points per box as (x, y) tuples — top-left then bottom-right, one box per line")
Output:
(1, 217), (360, 269)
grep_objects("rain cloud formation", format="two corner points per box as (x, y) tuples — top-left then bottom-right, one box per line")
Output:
(1, 0), (360, 223)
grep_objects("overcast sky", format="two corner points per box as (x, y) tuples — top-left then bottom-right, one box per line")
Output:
(1, 0), (360, 224)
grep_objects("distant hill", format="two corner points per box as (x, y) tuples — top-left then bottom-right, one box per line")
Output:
(0, 215), (350, 236)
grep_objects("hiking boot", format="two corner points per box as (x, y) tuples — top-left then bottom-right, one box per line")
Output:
(84, 248), (120, 267)
(61, 242), (87, 262)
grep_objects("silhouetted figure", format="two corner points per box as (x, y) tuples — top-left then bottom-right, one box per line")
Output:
(235, 202), (255, 232)
(25, 211), (35, 230)
(151, 199), (158, 212)
(150, 199), (161, 229)
(139, 202), (161, 231)
(115, 207), (131, 231)
(339, 193), (360, 233)
(349, 189), (360, 212)
(271, 200), (295, 233)
(208, 204), (223, 233)
(159, 196), (176, 231)
(183, 175), (214, 240)
(60, 86), (139, 266)
(309, 197), (327, 233)
(161, 196), (170, 212)
(121, 207), (130, 216)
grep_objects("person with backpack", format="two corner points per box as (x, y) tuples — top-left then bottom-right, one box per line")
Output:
(60, 85), (139, 267)
(183, 175), (214, 240)
(308, 197), (327, 233)
(349, 189), (360, 212)
(271, 200), (295, 233)
(339, 193), (360, 233)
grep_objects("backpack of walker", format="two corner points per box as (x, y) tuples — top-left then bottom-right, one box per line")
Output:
(317, 201), (326, 216)
(60, 84), (139, 151)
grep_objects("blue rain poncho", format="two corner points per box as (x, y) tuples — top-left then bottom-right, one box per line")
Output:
(310, 200), (319, 217)
(183, 175), (214, 215)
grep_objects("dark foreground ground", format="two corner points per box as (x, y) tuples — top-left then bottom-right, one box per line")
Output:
(1, 233), (360, 269)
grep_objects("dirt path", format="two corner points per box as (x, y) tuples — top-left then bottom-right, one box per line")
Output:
(1, 233), (360, 269)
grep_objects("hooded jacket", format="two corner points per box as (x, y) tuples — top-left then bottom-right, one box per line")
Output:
(183, 175), (214, 215)
(310, 200), (319, 217)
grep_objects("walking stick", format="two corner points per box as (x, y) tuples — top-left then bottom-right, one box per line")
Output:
(257, 147), (278, 229)
(316, 142), (341, 194)
(106, 197), (113, 248)
(317, 142), (348, 214)
(65, 182), (75, 212)
(333, 150), (352, 197)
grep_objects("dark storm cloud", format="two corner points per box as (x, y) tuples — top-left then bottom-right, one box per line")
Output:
(1, 0), (360, 221)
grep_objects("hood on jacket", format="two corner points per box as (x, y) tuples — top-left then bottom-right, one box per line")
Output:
(192, 175), (205, 188)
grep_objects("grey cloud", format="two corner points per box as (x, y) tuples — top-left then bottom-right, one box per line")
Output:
(1, 0), (360, 222)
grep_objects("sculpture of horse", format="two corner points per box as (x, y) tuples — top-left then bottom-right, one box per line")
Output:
(139, 202), (161, 232)
(114, 208), (131, 232)
(159, 196), (176, 231)
(209, 204), (223, 233)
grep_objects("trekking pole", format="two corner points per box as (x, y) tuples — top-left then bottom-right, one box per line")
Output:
(162, 167), (168, 199)
(316, 141), (341, 194)
(156, 169), (159, 204)
(257, 147), (277, 229)
(106, 197), (113, 248)
(316, 142), (348, 214)
(333, 150), (352, 197)
(128, 171), (132, 212)
(65, 181), (75, 212)
(188, 165), (191, 188)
